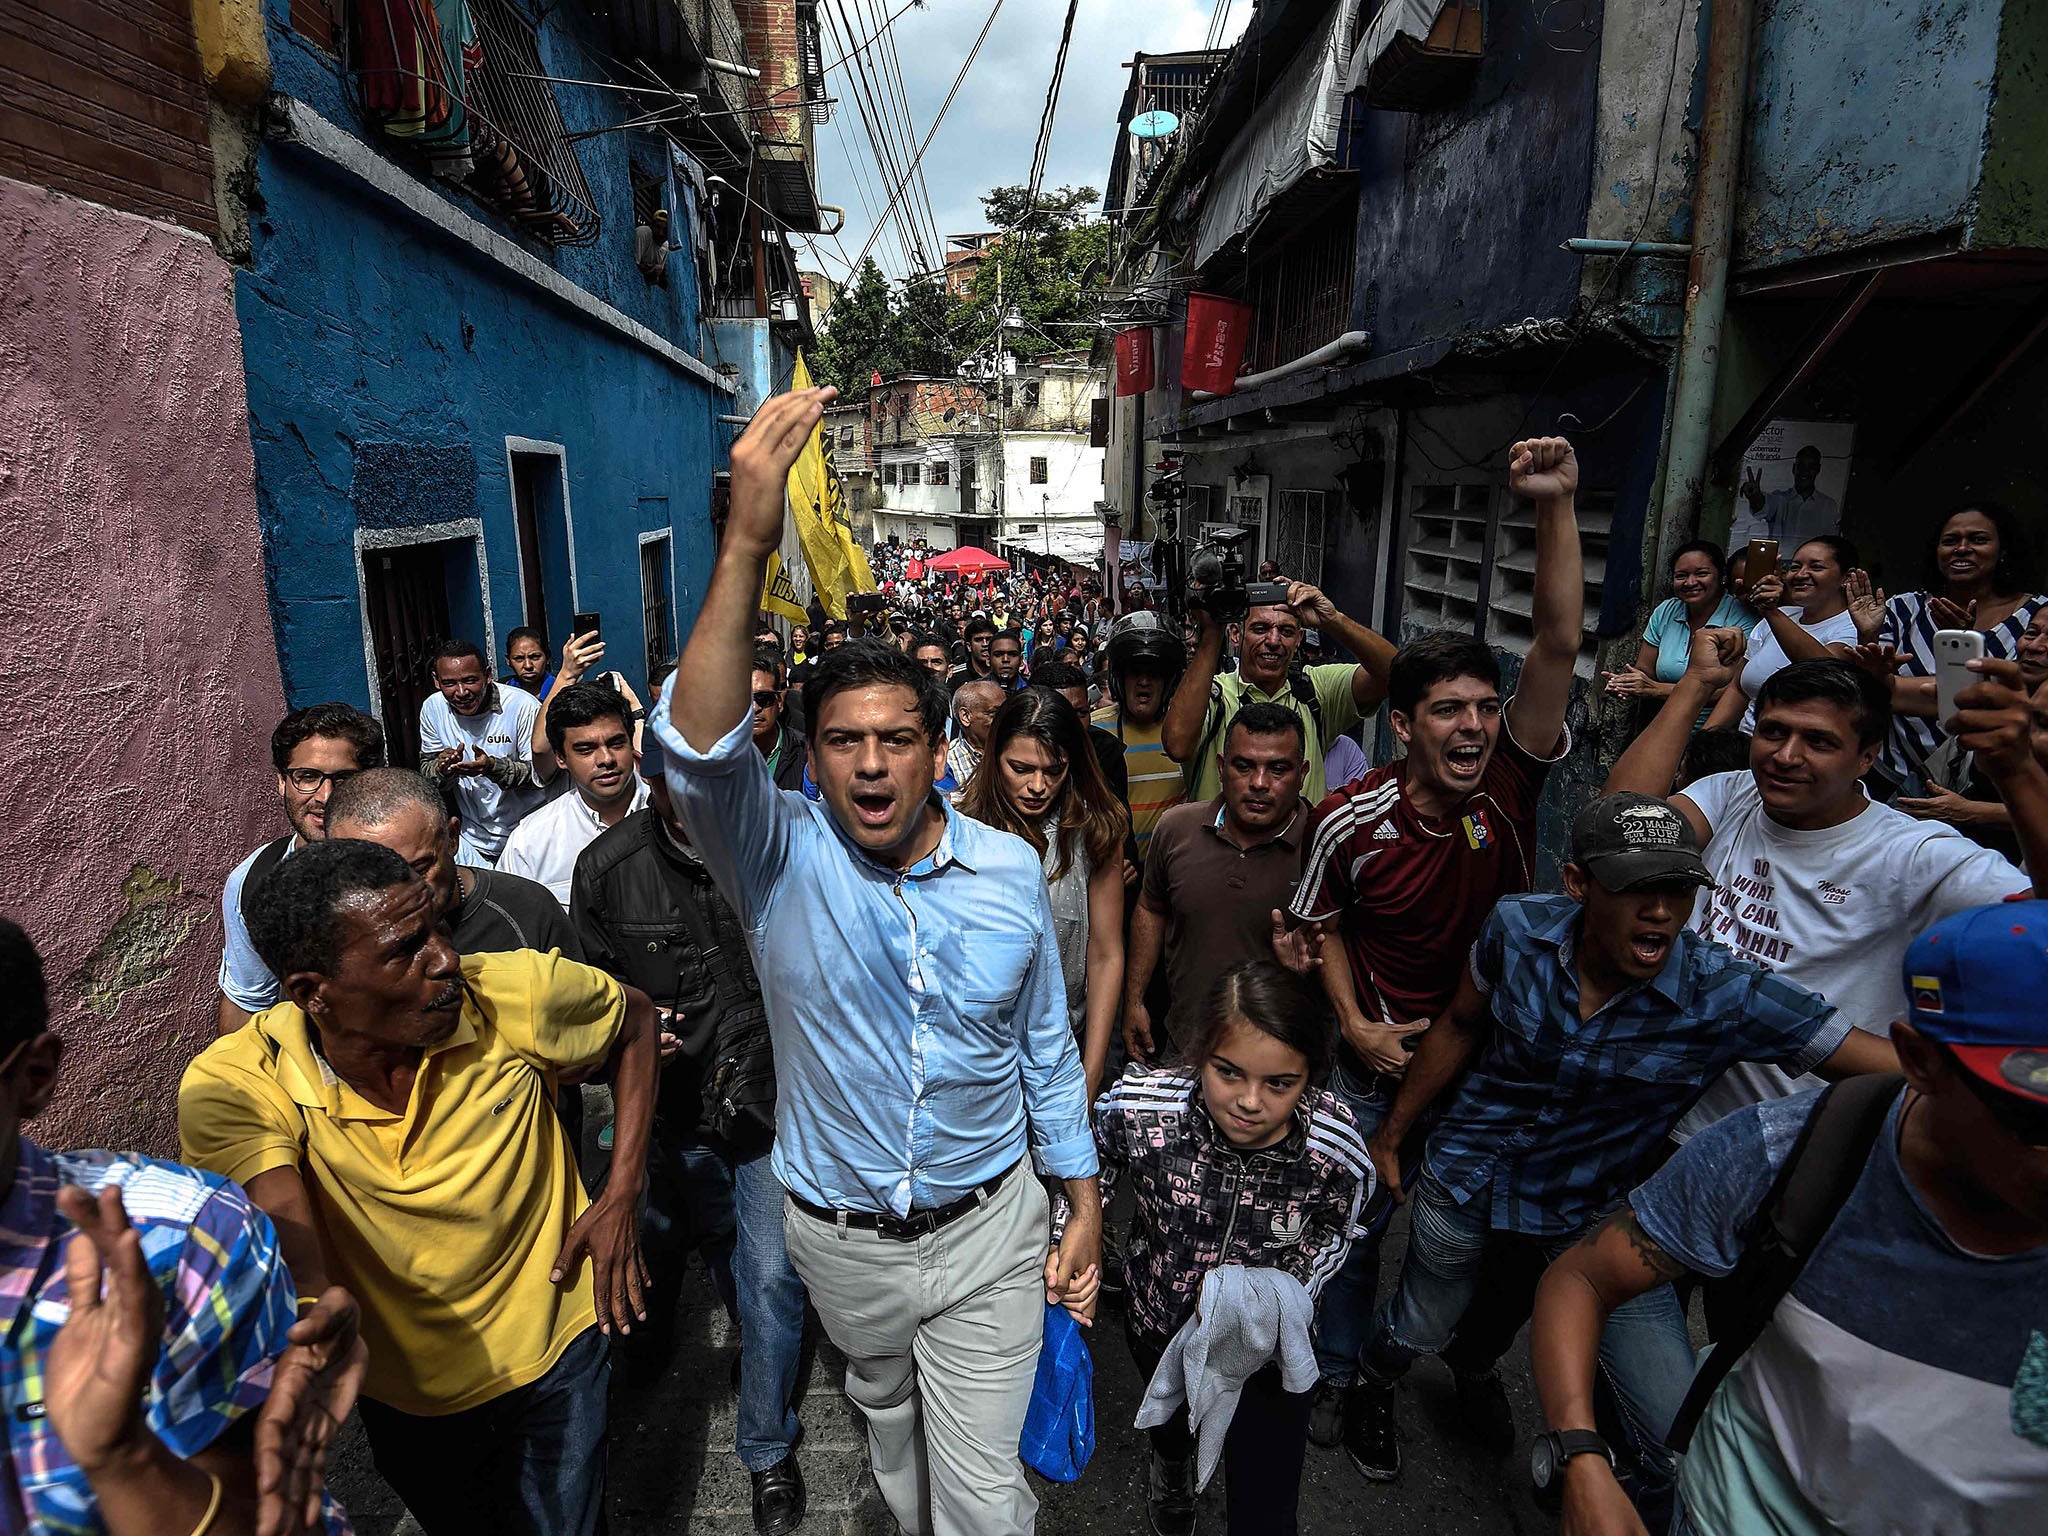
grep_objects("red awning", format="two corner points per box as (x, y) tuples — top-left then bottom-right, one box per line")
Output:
(926, 546), (1011, 575)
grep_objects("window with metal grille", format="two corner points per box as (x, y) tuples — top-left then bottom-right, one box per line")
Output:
(931, 461), (950, 485)
(1030, 457), (1049, 484)
(883, 463), (897, 485)
(1486, 490), (1611, 679)
(1272, 490), (1327, 587)
(903, 464), (921, 485)
(838, 426), (855, 447)
(350, 0), (603, 245)
(640, 534), (674, 679)
(1227, 193), (1357, 375)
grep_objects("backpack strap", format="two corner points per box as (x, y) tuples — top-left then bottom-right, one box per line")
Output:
(1664, 1073), (1906, 1452)
(238, 836), (295, 937)
(1182, 679), (1228, 795)
(1288, 671), (1327, 752)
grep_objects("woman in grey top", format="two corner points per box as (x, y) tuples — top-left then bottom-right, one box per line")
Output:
(957, 688), (1129, 1100)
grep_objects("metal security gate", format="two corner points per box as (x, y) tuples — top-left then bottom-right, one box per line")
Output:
(1273, 489), (1327, 586)
(364, 542), (455, 761)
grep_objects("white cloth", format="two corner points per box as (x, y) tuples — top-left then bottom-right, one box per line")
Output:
(498, 777), (650, 907)
(418, 686), (544, 861)
(1135, 1265), (1318, 1490)
(1736, 608), (1861, 732)
(1673, 770), (2031, 1139)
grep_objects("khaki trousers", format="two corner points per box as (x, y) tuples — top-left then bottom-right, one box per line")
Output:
(782, 1165), (1048, 1536)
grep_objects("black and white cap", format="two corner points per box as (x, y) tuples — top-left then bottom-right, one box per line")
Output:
(1569, 792), (1712, 893)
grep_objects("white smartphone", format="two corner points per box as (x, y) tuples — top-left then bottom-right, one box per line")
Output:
(1933, 628), (1986, 721)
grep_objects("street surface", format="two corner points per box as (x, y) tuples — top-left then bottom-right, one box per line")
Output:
(329, 1202), (1554, 1534)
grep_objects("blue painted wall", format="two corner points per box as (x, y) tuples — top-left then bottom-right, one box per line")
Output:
(241, 0), (727, 716)
(1738, 0), (2003, 268)
(1347, 0), (1602, 355)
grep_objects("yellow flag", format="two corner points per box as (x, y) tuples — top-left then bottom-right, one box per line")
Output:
(760, 550), (810, 625)
(787, 353), (876, 620)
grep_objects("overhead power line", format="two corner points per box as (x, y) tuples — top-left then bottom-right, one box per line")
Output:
(843, 0), (1007, 277)
(1025, 0), (1081, 212)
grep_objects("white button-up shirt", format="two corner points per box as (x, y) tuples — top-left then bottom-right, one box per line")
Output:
(496, 777), (650, 907)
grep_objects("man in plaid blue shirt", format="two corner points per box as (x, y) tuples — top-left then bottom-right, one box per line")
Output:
(0, 918), (359, 1536)
(1348, 794), (1898, 1521)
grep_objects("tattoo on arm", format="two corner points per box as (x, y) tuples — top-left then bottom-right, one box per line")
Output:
(1578, 1211), (1689, 1283)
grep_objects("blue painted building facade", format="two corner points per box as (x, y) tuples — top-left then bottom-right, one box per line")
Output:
(238, 0), (739, 750)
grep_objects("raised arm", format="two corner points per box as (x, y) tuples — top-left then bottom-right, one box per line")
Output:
(1502, 437), (1585, 754)
(1604, 626), (1743, 837)
(1953, 656), (2048, 887)
(1287, 581), (1394, 708)
(671, 388), (835, 753)
(1161, 611), (1226, 762)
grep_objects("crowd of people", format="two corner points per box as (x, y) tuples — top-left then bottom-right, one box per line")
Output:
(11, 384), (2048, 1536)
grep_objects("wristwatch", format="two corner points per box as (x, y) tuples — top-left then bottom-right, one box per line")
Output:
(1530, 1428), (1614, 1492)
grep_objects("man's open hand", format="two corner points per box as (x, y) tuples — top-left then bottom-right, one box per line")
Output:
(46, 1186), (159, 1474)
(552, 1192), (649, 1336)
(1270, 910), (1324, 975)
(256, 1287), (368, 1536)
(728, 386), (837, 557)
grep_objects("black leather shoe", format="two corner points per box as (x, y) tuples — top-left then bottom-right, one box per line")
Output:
(1308, 1377), (1348, 1448)
(751, 1455), (806, 1536)
(1145, 1451), (1196, 1536)
(1452, 1368), (1516, 1455)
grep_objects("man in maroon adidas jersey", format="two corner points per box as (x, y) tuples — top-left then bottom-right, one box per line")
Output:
(1285, 436), (1585, 1480)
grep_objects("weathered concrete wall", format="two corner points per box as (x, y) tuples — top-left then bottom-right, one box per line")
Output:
(1738, 0), (2003, 267)
(0, 177), (285, 1152)
(1348, 0), (1602, 354)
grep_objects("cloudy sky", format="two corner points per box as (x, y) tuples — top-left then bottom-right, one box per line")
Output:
(804, 0), (1242, 280)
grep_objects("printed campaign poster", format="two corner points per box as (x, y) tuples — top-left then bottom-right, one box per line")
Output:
(1728, 420), (1857, 551)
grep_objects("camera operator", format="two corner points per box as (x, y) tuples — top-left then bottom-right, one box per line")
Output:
(1161, 532), (1394, 805)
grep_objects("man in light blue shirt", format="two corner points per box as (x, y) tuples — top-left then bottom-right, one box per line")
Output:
(655, 385), (1100, 1536)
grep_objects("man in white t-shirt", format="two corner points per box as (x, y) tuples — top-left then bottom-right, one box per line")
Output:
(498, 681), (648, 905)
(419, 639), (545, 866)
(1607, 634), (2047, 1137)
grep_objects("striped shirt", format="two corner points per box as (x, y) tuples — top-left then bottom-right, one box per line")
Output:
(1878, 590), (2048, 789)
(1089, 1068), (1372, 1348)
(0, 1141), (349, 1535)
(1290, 717), (1565, 1056)
(1093, 705), (1184, 857)
(1430, 894), (1848, 1236)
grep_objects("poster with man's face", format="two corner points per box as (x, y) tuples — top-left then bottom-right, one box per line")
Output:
(1728, 420), (1856, 553)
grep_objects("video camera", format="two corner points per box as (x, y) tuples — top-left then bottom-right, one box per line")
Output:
(1187, 526), (1288, 624)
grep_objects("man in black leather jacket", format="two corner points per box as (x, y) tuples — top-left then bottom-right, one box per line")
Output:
(571, 729), (810, 1536)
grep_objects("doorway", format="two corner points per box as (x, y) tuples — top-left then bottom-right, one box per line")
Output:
(363, 541), (458, 757)
(508, 441), (576, 651)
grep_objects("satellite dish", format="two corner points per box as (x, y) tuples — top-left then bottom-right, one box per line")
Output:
(1130, 110), (1180, 140)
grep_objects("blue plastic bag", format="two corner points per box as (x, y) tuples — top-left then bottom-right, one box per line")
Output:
(1020, 1301), (1095, 1481)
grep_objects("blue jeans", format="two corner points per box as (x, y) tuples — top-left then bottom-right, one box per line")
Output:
(360, 1323), (610, 1535)
(1311, 1058), (1397, 1382)
(644, 1133), (807, 1472)
(1360, 1173), (1694, 1497)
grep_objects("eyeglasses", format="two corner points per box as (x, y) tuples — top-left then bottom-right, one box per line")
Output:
(283, 767), (361, 794)
(751, 690), (782, 709)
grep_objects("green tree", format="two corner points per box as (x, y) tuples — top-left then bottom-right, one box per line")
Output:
(812, 259), (964, 392)
(955, 185), (1110, 361)
(812, 258), (892, 394)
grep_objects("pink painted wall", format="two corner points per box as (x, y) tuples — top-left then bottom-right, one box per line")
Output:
(0, 176), (287, 1153)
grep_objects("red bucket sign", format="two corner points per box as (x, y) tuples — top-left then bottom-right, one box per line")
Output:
(1181, 293), (1254, 395)
(1114, 327), (1156, 396)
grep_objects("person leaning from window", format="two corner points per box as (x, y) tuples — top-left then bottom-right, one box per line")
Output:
(2, 917), (366, 1536)
(1604, 540), (1756, 717)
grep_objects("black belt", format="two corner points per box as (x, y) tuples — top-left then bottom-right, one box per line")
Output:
(789, 1162), (1016, 1241)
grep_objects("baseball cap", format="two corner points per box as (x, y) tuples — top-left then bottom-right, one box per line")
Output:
(1904, 900), (2048, 1107)
(1569, 792), (1712, 893)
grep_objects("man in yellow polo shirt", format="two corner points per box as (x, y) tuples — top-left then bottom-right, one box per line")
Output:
(179, 839), (658, 1536)
(1162, 579), (1396, 806)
